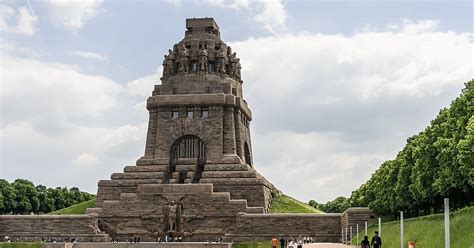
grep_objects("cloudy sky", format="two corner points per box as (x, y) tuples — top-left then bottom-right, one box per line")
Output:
(1, 0), (473, 203)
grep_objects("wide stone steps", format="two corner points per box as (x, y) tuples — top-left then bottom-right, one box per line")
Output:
(201, 171), (256, 178)
(111, 172), (164, 180)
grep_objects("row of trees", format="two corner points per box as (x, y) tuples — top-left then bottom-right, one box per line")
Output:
(0, 179), (94, 215)
(310, 80), (473, 217)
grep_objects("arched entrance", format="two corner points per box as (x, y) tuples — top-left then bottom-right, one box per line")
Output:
(164, 135), (207, 184)
(244, 142), (252, 167)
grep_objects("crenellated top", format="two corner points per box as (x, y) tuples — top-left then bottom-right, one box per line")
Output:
(161, 18), (242, 83)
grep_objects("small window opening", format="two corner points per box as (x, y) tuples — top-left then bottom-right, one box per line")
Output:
(202, 110), (209, 119)
(172, 111), (179, 118)
(187, 111), (194, 118)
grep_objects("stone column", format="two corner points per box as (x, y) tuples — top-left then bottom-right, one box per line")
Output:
(143, 108), (159, 158)
(222, 106), (236, 155)
(234, 109), (242, 158)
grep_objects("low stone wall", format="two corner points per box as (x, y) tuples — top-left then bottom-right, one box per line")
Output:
(44, 242), (232, 248)
(0, 215), (110, 242)
(225, 213), (342, 242)
(340, 208), (375, 233)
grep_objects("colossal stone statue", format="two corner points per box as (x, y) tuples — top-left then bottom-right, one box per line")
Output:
(215, 47), (226, 75)
(178, 44), (189, 73)
(198, 44), (208, 72)
(167, 201), (178, 231)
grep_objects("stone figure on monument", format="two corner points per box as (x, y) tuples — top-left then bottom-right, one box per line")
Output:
(235, 59), (241, 80)
(162, 49), (175, 76)
(215, 47), (226, 75)
(178, 44), (189, 73)
(229, 52), (238, 78)
(88, 214), (101, 234)
(198, 44), (208, 72)
(167, 201), (178, 231)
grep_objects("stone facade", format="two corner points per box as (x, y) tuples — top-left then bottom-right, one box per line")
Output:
(0, 18), (375, 243)
(94, 18), (274, 214)
(0, 215), (109, 241)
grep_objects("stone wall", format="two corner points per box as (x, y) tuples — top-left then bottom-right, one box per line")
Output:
(92, 184), (265, 242)
(340, 207), (375, 240)
(0, 215), (110, 242)
(44, 242), (232, 248)
(225, 213), (342, 242)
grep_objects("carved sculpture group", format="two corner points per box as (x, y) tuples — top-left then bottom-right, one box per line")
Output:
(162, 42), (241, 81)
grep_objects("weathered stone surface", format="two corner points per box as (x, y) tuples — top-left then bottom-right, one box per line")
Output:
(226, 213), (343, 242)
(44, 242), (232, 248)
(0, 215), (110, 242)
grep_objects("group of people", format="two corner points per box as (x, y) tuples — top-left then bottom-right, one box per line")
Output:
(360, 231), (382, 248)
(270, 231), (382, 248)
(271, 236), (313, 248)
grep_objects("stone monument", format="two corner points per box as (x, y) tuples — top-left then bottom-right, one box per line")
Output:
(0, 18), (374, 243)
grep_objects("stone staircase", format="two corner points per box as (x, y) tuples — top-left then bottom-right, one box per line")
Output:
(95, 161), (277, 210)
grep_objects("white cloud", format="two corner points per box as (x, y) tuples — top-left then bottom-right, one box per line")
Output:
(72, 153), (98, 166)
(228, 20), (473, 202)
(1, 52), (123, 125)
(165, 0), (287, 33)
(254, 0), (287, 34)
(0, 3), (37, 36)
(73, 51), (109, 62)
(231, 20), (473, 101)
(46, 0), (103, 30)
(126, 69), (161, 97)
(0, 43), (152, 191)
(254, 131), (391, 202)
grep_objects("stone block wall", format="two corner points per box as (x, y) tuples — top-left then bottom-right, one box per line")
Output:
(225, 213), (342, 242)
(340, 207), (375, 239)
(94, 184), (265, 242)
(0, 215), (110, 242)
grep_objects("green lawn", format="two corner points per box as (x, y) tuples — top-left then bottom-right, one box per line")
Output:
(0, 243), (42, 248)
(350, 206), (474, 248)
(269, 194), (322, 213)
(233, 241), (272, 248)
(48, 199), (96, 215)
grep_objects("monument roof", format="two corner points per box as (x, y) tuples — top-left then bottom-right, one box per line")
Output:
(186, 17), (219, 30)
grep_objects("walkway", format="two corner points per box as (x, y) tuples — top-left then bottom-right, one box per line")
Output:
(305, 243), (354, 248)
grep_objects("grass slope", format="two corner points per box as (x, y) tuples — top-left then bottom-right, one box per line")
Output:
(49, 199), (96, 215)
(233, 241), (272, 248)
(269, 194), (322, 213)
(351, 206), (474, 248)
(0, 243), (42, 248)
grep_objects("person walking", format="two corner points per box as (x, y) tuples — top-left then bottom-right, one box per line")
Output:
(371, 231), (382, 248)
(279, 237), (286, 248)
(288, 239), (295, 248)
(361, 235), (370, 248)
(297, 237), (303, 248)
(271, 236), (279, 248)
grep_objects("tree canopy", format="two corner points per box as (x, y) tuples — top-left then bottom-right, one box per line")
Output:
(310, 79), (473, 217)
(0, 179), (94, 215)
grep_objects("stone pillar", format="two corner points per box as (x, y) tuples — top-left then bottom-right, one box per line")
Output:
(234, 109), (242, 158)
(143, 108), (159, 158)
(222, 106), (236, 155)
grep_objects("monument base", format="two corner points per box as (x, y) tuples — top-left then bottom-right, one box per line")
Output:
(44, 242), (232, 248)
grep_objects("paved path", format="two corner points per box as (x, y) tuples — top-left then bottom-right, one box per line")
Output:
(304, 243), (355, 248)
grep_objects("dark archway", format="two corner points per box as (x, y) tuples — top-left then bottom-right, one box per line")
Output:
(244, 142), (252, 167)
(164, 135), (207, 184)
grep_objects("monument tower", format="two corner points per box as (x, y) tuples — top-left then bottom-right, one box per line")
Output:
(90, 17), (278, 240)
